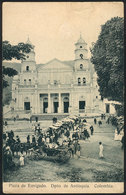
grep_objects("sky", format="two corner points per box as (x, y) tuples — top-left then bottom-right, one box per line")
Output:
(2, 2), (123, 64)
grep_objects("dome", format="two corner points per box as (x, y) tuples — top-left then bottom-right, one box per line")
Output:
(26, 37), (34, 47)
(76, 34), (86, 44)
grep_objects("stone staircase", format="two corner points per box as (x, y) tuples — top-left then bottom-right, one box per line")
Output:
(31, 114), (69, 121)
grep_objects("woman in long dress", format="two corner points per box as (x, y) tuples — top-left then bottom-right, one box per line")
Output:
(99, 142), (104, 158)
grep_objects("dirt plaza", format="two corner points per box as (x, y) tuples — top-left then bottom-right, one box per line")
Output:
(3, 118), (124, 182)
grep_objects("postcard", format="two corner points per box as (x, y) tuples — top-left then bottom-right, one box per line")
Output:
(2, 2), (124, 194)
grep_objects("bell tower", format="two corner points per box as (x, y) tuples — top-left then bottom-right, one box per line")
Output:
(20, 37), (37, 86)
(21, 37), (36, 73)
(74, 34), (88, 71)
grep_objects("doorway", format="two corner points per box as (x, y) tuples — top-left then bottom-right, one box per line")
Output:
(106, 104), (110, 113)
(64, 102), (69, 113)
(54, 102), (58, 113)
(43, 102), (48, 113)
(24, 102), (30, 110)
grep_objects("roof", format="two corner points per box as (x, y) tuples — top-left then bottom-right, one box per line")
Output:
(76, 34), (86, 44)
(26, 37), (34, 47)
(36, 58), (74, 70)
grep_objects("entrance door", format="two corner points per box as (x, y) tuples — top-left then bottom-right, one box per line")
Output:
(79, 101), (85, 112)
(54, 102), (58, 113)
(43, 102), (48, 113)
(64, 102), (69, 113)
(106, 104), (110, 113)
(24, 102), (30, 110)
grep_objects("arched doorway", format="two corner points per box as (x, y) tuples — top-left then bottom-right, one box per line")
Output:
(43, 97), (48, 113)
(63, 97), (69, 113)
(53, 97), (59, 113)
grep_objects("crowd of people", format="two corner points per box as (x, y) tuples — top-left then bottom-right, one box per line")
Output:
(3, 116), (95, 169)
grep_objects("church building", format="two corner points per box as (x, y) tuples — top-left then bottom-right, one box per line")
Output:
(12, 35), (104, 116)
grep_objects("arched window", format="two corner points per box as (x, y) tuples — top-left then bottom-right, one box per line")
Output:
(29, 79), (31, 85)
(26, 66), (29, 71)
(80, 64), (83, 69)
(80, 46), (82, 48)
(54, 80), (58, 85)
(80, 54), (83, 59)
(24, 79), (26, 85)
(83, 77), (86, 85)
(78, 78), (81, 85)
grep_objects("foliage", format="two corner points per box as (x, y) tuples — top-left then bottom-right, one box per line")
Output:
(114, 104), (124, 117)
(90, 17), (124, 102)
(2, 41), (32, 61)
(2, 41), (32, 88)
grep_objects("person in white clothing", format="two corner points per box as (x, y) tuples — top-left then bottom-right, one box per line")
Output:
(99, 142), (104, 158)
(20, 154), (24, 166)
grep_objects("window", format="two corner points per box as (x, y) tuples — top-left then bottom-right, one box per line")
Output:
(80, 54), (83, 59)
(24, 79), (26, 85)
(26, 66), (29, 71)
(15, 98), (16, 103)
(54, 80), (58, 85)
(83, 77), (86, 85)
(29, 79), (31, 85)
(80, 64), (83, 69)
(78, 78), (81, 85)
(80, 46), (82, 48)
(15, 87), (16, 90)
(96, 96), (98, 99)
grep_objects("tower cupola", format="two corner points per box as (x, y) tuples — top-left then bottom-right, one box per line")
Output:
(75, 34), (88, 60)
(21, 37), (36, 72)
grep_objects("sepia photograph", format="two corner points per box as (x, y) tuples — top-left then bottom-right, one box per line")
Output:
(2, 2), (124, 193)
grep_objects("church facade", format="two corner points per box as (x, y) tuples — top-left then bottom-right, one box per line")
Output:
(12, 35), (104, 116)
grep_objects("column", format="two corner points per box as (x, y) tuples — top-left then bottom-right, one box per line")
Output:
(69, 93), (72, 113)
(48, 93), (51, 113)
(34, 90), (38, 114)
(19, 94), (23, 110)
(58, 93), (62, 113)
(37, 93), (40, 113)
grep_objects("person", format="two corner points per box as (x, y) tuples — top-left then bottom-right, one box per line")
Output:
(90, 125), (94, 135)
(99, 142), (104, 158)
(98, 121), (102, 127)
(19, 154), (24, 166)
(16, 135), (20, 144)
(5, 121), (8, 126)
(76, 142), (81, 158)
(103, 114), (106, 120)
(94, 118), (97, 124)
(106, 117), (110, 124)
(32, 135), (36, 147)
(27, 135), (30, 144)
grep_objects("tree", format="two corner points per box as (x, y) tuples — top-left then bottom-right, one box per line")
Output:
(2, 41), (32, 88)
(90, 17), (124, 102)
